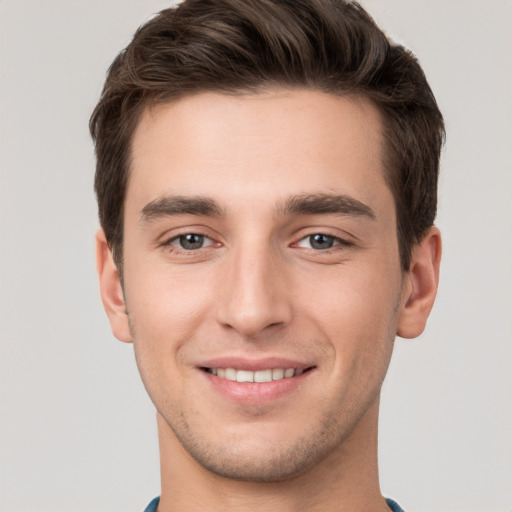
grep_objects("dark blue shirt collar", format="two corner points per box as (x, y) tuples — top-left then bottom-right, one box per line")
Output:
(144, 496), (405, 511)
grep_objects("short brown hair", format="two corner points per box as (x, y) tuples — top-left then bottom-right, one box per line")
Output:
(90, 0), (444, 271)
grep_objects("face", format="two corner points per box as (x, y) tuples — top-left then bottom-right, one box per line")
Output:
(114, 90), (408, 481)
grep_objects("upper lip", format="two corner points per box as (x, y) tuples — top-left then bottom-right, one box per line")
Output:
(198, 356), (314, 371)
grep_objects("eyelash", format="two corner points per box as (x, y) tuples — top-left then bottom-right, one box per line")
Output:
(293, 233), (353, 252)
(161, 231), (353, 254)
(162, 233), (217, 253)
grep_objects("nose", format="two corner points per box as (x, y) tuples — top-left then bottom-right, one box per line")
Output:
(215, 244), (293, 338)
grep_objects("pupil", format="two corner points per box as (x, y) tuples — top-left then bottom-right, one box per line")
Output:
(180, 234), (204, 250)
(310, 234), (333, 249)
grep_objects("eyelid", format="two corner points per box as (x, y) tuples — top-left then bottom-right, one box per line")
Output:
(291, 225), (355, 244)
(155, 223), (218, 244)
(167, 233), (215, 248)
(296, 234), (335, 248)
(158, 228), (222, 256)
(294, 233), (351, 249)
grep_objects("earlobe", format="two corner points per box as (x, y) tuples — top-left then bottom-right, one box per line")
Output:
(397, 227), (442, 339)
(95, 228), (132, 343)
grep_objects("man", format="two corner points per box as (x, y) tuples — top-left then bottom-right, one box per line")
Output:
(90, 0), (443, 510)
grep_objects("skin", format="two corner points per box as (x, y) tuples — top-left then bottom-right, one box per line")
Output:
(97, 89), (441, 511)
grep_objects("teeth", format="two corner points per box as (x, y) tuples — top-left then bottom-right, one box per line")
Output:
(225, 368), (236, 381)
(272, 368), (284, 380)
(254, 369), (272, 383)
(208, 367), (306, 382)
(236, 370), (254, 383)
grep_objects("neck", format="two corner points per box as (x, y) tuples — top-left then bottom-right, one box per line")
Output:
(156, 396), (389, 512)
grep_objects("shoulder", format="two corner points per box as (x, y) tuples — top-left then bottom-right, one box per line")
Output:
(386, 498), (406, 512)
(144, 496), (404, 511)
(143, 496), (160, 512)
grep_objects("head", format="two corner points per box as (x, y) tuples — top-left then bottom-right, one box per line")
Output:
(90, 0), (444, 276)
(91, 0), (443, 487)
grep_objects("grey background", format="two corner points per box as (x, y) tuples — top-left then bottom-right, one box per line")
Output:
(0, 1), (511, 511)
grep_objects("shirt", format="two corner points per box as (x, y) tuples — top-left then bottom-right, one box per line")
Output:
(144, 496), (405, 511)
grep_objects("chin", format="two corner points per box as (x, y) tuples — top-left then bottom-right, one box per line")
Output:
(187, 444), (327, 483)
(167, 411), (351, 483)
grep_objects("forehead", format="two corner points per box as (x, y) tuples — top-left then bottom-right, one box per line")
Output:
(128, 89), (389, 213)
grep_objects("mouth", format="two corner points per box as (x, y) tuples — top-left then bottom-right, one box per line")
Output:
(199, 361), (316, 404)
(201, 367), (314, 383)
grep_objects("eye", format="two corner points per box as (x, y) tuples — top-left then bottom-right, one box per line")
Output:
(296, 233), (343, 250)
(170, 233), (214, 250)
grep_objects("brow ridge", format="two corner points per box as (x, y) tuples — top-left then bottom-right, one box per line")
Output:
(140, 195), (225, 222)
(279, 193), (376, 220)
(140, 192), (375, 223)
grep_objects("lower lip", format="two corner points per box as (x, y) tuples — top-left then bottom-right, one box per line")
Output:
(201, 369), (313, 405)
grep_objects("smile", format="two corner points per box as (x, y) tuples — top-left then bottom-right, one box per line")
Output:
(204, 367), (311, 383)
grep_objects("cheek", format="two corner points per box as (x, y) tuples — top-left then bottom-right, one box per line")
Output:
(123, 260), (215, 361)
(305, 262), (400, 323)
(130, 289), (207, 343)
(300, 264), (401, 364)
(126, 243), (211, 312)
(125, 272), (209, 404)
(307, 273), (399, 416)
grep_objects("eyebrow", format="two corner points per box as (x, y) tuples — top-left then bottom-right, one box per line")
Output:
(140, 195), (225, 222)
(140, 192), (376, 223)
(278, 193), (376, 220)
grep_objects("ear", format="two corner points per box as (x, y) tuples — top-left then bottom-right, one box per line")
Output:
(397, 226), (442, 339)
(95, 228), (132, 343)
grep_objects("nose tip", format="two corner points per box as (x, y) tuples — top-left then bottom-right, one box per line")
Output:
(222, 308), (285, 338)
(216, 251), (292, 338)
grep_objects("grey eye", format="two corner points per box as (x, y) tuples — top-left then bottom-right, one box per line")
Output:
(177, 233), (205, 250)
(308, 234), (335, 250)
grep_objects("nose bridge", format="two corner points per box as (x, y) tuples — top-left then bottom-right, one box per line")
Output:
(216, 236), (291, 337)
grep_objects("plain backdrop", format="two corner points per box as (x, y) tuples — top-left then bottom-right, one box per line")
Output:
(0, 1), (511, 511)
